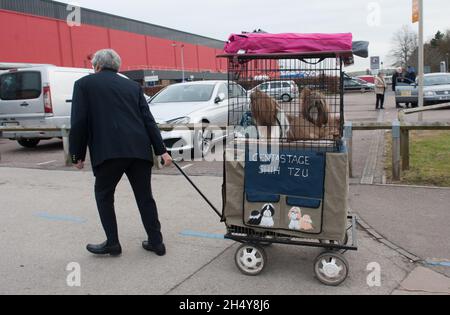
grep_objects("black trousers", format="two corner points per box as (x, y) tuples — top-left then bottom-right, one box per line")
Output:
(376, 93), (385, 109)
(93, 158), (162, 246)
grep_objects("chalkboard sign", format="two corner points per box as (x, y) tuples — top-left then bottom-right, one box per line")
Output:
(244, 147), (326, 199)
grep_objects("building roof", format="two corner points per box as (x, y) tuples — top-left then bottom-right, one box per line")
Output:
(0, 0), (225, 49)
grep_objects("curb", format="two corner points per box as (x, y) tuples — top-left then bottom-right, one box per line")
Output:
(354, 212), (422, 263)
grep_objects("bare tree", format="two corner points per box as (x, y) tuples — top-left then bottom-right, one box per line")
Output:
(390, 25), (418, 67)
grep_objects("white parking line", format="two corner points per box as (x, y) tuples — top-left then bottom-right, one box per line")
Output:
(37, 160), (57, 166)
(181, 164), (193, 170)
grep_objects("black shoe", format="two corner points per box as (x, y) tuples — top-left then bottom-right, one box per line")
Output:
(142, 241), (166, 256)
(87, 241), (122, 256)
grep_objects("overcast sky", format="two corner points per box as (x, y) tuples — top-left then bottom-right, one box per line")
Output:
(56, 0), (448, 71)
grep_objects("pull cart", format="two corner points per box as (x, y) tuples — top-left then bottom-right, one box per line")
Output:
(173, 33), (368, 286)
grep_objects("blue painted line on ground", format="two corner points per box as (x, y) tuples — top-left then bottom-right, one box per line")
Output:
(180, 230), (226, 240)
(425, 261), (450, 267)
(35, 212), (87, 224)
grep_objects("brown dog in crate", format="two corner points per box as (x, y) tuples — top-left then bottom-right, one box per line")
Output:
(249, 89), (292, 140)
(249, 87), (340, 141)
(287, 87), (341, 141)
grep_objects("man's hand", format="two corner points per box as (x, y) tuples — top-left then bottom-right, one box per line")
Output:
(161, 153), (173, 167)
(74, 160), (85, 170)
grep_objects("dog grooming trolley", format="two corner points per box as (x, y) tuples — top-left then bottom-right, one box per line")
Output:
(175, 33), (368, 286)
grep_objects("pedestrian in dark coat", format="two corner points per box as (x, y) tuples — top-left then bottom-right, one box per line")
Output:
(70, 49), (172, 257)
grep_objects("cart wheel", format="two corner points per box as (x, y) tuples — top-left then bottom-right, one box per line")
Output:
(314, 252), (349, 286)
(235, 244), (267, 276)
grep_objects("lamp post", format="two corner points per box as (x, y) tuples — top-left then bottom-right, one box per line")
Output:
(417, 0), (424, 121)
(172, 43), (185, 82)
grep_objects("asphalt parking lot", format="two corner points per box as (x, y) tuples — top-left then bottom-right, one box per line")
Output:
(0, 167), (414, 295)
(2, 92), (450, 295)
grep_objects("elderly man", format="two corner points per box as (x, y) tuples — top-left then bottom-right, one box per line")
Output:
(70, 49), (172, 257)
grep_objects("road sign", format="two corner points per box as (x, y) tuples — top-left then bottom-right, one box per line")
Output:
(370, 56), (380, 70)
(412, 0), (419, 23)
(144, 75), (159, 82)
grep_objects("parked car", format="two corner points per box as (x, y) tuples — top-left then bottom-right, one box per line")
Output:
(0, 66), (93, 147)
(251, 80), (299, 102)
(344, 78), (374, 92)
(148, 80), (248, 156)
(357, 75), (376, 84)
(395, 73), (450, 107)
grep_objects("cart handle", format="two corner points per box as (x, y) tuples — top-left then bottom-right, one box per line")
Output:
(169, 160), (223, 219)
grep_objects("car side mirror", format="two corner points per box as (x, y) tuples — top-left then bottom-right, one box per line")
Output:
(215, 93), (226, 104)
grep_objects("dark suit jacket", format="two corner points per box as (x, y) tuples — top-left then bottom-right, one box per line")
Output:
(69, 69), (166, 168)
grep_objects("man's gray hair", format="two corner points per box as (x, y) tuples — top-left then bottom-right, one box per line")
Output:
(92, 49), (122, 71)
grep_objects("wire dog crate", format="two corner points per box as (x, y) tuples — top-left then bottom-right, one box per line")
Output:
(227, 53), (345, 152)
(219, 38), (360, 285)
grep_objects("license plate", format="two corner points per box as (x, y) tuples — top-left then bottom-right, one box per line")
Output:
(401, 91), (412, 97)
(1, 122), (19, 128)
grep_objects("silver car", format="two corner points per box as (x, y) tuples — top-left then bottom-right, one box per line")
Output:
(149, 80), (248, 156)
(395, 73), (450, 107)
(252, 80), (299, 102)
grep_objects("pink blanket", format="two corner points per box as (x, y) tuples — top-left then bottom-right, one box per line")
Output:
(224, 33), (353, 55)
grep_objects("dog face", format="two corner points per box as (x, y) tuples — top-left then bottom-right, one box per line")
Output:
(250, 89), (279, 127)
(300, 87), (329, 127)
(288, 207), (302, 220)
(261, 204), (275, 217)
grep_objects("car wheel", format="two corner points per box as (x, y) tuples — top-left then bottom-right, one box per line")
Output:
(281, 94), (292, 102)
(193, 124), (212, 158)
(17, 139), (40, 148)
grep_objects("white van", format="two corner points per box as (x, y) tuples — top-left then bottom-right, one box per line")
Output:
(0, 66), (93, 147)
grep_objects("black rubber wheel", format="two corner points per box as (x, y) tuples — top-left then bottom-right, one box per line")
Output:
(281, 94), (292, 102)
(17, 139), (40, 148)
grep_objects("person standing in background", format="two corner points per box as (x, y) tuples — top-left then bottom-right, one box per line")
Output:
(392, 67), (404, 108)
(407, 66), (417, 82)
(375, 72), (387, 110)
(392, 67), (402, 91)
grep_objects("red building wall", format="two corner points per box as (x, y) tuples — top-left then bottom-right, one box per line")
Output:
(0, 9), (226, 73)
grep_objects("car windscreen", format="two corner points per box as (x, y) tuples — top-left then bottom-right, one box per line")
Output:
(151, 84), (215, 103)
(424, 75), (450, 86)
(0, 71), (42, 100)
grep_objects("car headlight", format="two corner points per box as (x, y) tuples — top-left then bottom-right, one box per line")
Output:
(425, 91), (436, 97)
(167, 117), (191, 125)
